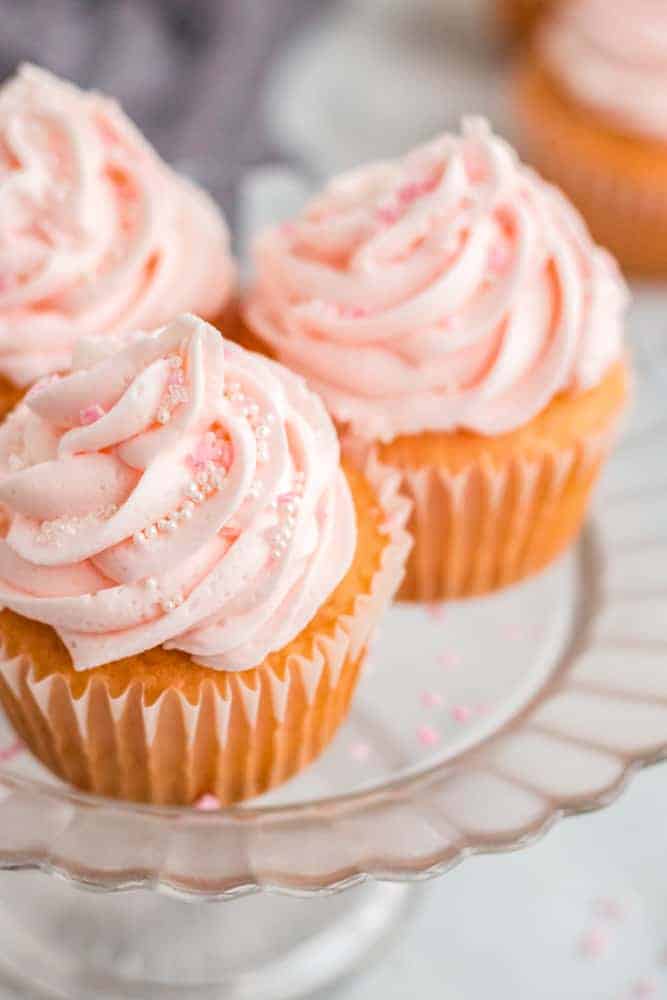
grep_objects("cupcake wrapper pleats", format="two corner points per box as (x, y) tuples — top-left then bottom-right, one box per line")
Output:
(393, 429), (615, 601)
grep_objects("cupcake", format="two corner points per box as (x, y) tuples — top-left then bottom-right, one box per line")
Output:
(0, 64), (235, 418)
(243, 119), (629, 601)
(514, 0), (667, 276)
(497, 0), (555, 42)
(0, 315), (409, 804)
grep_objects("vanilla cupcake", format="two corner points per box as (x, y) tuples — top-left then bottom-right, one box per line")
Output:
(498, 0), (556, 41)
(0, 65), (235, 417)
(0, 315), (409, 804)
(244, 119), (629, 600)
(514, 0), (667, 275)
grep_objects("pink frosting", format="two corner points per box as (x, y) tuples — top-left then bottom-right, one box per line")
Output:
(0, 64), (235, 388)
(540, 0), (667, 142)
(0, 315), (356, 672)
(245, 119), (627, 443)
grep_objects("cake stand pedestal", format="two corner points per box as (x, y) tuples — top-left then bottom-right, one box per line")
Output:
(0, 872), (415, 999)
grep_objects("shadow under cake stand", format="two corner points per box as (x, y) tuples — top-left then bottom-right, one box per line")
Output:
(0, 352), (665, 999)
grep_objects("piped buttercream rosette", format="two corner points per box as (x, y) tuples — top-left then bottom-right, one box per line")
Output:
(245, 118), (626, 443)
(0, 64), (235, 388)
(0, 315), (357, 673)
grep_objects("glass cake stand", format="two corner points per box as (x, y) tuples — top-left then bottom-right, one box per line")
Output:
(0, 331), (665, 999)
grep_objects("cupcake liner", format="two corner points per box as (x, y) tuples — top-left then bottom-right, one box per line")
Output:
(0, 458), (411, 806)
(515, 69), (667, 276)
(376, 427), (616, 602)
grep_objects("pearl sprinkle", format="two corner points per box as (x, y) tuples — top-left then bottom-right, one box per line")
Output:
(133, 432), (230, 547)
(141, 575), (182, 615)
(161, 593), (183, 614)
(270, 485), (303, 561)
(37, 504), (118, 546)
(155, 355), (188, 425)
(224, 378), (275, 467)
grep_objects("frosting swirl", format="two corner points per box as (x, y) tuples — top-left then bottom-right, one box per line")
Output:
(540, 0), (667, 142)
(0, 315), (356, 672)
(245, 119), (626, 442)
(0, 64), (235, 387)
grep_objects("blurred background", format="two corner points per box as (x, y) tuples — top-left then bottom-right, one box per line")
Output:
(0, 0), (504, 225)
(1, 2), (666, 998)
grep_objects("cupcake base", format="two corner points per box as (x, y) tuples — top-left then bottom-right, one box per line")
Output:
(514, 59), (667, 277)
(371, 361), (629, 602)
(0, 462), (410, 805)
(498, 0), (554, 42)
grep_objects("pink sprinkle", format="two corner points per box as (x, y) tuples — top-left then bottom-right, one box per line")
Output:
(167, 371), (184, 386)
(488, 241), (512, 275)
(420, 690), (444, 709)
(376, 204), (400, 226)
(338, 304), (368, 319)
(280, 221), (297, 238)
(79, 404), (104, 425)
(350, 741), (371, 762)
(419, 170), (440, 194)
(187, 434), (232, 471)
(194, 794), (221, 811)
(437, 649), (461, 670)
(631, 978), (658, 998)
(0, 739), (24, 764)
(397, 181), (421, 205)
(440, 315), (461, 333)
(396, 172), (439, 206)
(417, 724), (440, 747)
(426, 602), (446, 622)
(450, 704), (472, 724)
(578, 926), (610, 960)
(278, 491), (299, 504)
(594, 896), (628, 923)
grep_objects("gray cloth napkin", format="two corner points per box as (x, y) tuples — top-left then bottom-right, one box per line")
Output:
(0, 0), (332, 226)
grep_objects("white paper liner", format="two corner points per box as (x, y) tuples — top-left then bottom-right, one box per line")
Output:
(0, 458), (411, 805)
(367, 427), (616, 601)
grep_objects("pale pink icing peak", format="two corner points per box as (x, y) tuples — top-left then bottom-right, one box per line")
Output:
(245, 119), (627, 443)
(0, 64), (235, 387)
(0, 315), (356, 672)
(540, 0), (667, 142)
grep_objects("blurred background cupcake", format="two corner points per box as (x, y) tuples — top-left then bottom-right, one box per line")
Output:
(0, 315), (409, 804)
(0, 64), (236, 419)
(496, 0), (556, 42)
(243, 119), (630, 601)
(513, 0), (667, 277)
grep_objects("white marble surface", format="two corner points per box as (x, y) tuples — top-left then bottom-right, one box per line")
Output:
(331, 766), (667, 1000)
